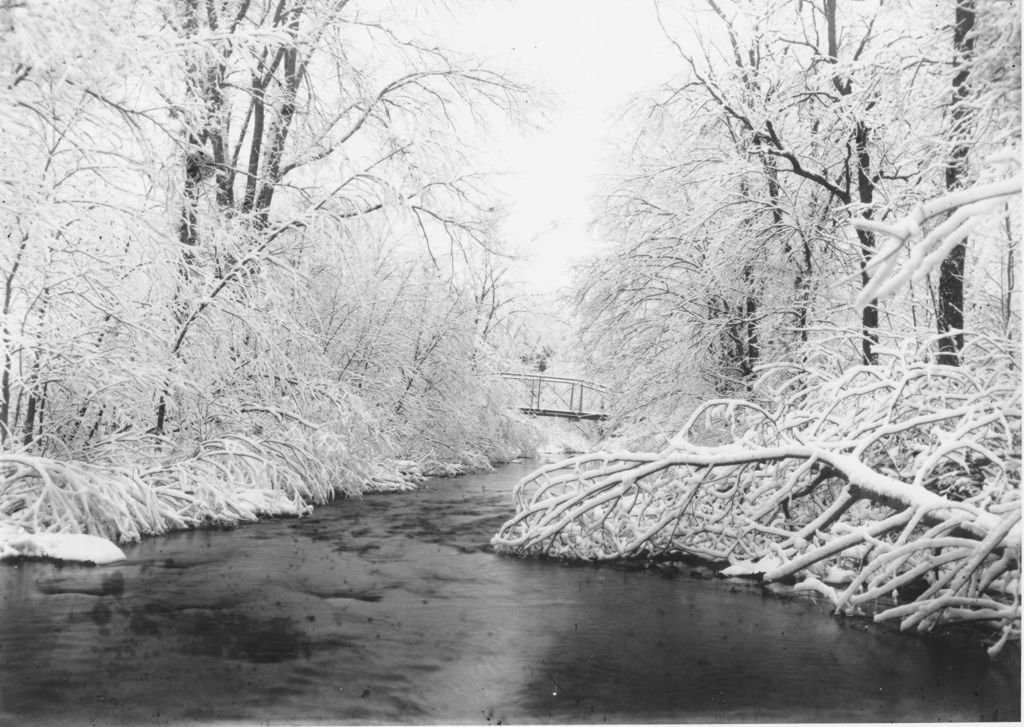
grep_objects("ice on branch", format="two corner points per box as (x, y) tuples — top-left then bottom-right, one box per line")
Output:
(492, 343), (1021, 655)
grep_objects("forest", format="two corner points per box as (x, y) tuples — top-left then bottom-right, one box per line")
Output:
(0, 0), (546, 545)
(0, 0), (1020, 658)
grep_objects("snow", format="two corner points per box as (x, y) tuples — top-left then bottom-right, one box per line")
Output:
(822, 565), (856, 585)
(236, 488), (312, 517)
(719, 554), (782, 577)
(720, 557), (855, 583)
(793, 576), (840, 606)
(0, 526), (125, 565)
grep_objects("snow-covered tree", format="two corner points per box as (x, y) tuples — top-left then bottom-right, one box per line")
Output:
(576, 0), (1020, 437)
(1, 0), (541, 543)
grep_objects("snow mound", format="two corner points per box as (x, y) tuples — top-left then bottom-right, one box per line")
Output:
(719, 554), (782, 577)
(0, 527), (125, 565)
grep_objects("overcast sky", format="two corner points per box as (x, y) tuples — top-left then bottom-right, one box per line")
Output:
(441, 0), (682, 293)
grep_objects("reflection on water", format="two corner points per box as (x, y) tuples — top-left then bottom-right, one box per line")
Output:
(0, 459), (1018, 725)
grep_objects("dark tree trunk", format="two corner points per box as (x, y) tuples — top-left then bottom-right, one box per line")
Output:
(179, 140), (203, 261)
(253, 6), (305, 228)
(936, 0), (976, 366)
(854, 120), (879, 366)
(733, 174), (759, 385)
(21, 386), (38, 447)
(741, 267), (759, 382)
(242, 81), (265, 213)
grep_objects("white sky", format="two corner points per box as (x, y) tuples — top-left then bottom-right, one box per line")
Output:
(443, 0), (682, 293)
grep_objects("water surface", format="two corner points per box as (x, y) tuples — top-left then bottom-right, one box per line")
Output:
(0, 459), (1018, 724)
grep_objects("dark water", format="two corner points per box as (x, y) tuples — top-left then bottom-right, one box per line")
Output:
(0, 459), (1019, 725)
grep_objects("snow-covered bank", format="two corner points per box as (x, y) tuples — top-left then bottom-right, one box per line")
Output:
(0, 435), (528, 565)
(0, 443), (420, 556)
(0, 476), (316, 566)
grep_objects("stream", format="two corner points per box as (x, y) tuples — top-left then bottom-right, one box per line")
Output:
(0, 459), (1019, 725)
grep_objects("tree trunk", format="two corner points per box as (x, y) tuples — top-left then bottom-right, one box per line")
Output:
(0, 232), (28, 445)
(253, 6), (305, 228)
(854, 120), (879, 365)
(21, 386), (39, 447)
(825, 0), (878, 365)
(762, 149), (813, 342)
(741, 265), (759, 381)
(179, 140), (203, 262)
(936, 0), (976, 366)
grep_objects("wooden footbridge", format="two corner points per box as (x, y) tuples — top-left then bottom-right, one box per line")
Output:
(500, 372), (609, 421)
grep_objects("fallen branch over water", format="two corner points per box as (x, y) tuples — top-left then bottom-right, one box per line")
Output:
(493, 345), (1021, 655)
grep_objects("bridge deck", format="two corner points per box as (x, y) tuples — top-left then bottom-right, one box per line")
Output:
(500, 372), (609, 421)
(518, 407), (608, 421)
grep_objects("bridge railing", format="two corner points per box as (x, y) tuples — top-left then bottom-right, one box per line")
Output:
(499, 372), (609, 420)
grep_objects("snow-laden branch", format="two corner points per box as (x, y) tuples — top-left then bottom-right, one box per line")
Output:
(492, 344), (1020, 655)
(853, 169), (1021, 310)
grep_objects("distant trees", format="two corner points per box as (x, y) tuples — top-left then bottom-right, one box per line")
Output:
(520, 345), (554, 373)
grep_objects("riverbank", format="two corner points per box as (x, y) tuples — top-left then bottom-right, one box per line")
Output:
(0, 434), (532, 566)
(0, 446), (415, 564)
